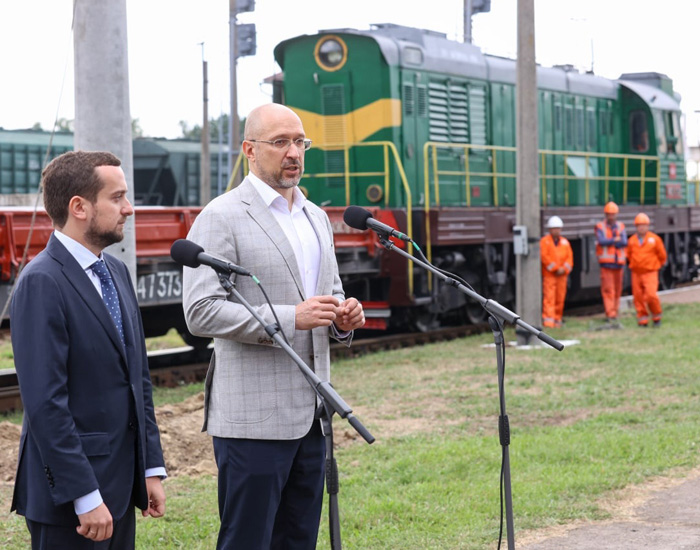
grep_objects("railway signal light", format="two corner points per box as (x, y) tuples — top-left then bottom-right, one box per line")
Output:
(235, 0), (255, 13)
(237, 23), (256, 57)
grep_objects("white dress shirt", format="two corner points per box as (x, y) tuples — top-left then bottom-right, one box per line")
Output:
(248, 173), (321, 298)
(53, 230), (167, 515)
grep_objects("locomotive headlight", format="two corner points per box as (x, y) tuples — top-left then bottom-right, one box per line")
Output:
(315, 36), (348, 71)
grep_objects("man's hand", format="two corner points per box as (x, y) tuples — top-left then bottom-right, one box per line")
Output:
(295, 296), (340, 330)
(142, 477), (166, 518)
(555, 267), (566, 275)
(76, 502), (113, 541)
(334, 297), (365, 332)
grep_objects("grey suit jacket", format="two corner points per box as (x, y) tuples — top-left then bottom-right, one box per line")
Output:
(183, 177), (351, 440)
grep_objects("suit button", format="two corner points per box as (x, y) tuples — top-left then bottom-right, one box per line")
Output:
(128, 421), (136, 430)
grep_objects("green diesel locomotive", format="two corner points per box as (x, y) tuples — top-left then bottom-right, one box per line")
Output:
(271, 23), (695, 328)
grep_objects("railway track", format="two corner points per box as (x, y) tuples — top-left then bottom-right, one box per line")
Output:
(1, 282), (698, 415)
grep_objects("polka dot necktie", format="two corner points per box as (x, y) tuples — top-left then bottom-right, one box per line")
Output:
(91, 260), (125, 346)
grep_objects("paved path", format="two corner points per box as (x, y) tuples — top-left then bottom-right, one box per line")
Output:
(519, 469), (700, 549)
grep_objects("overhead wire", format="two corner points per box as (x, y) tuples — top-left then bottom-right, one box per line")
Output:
(0, 5), (76, 323)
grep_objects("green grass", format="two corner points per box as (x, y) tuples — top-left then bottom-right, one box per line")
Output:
(2, 304), (700, 548)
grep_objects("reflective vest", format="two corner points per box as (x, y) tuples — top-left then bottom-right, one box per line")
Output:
(627, 231), (667, 273)
(540, 234), (573, 277)
(595, 221), (627, 268)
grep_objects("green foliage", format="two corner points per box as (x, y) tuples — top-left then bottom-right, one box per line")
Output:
(179, 114), (246, 142)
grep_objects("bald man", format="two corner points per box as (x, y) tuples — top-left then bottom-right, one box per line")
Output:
(183, 104), (365, 549)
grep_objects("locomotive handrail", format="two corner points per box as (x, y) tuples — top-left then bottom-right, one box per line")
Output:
(423, 142), (663, 209)
(225, 153), (250, 192)
(537, 149), (661, 208)
(316, 140), (415, 295)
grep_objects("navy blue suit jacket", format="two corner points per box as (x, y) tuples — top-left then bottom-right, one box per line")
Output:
(10, 234), (165, 525)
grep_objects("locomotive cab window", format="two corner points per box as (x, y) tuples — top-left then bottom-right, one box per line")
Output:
(629, 110), (649, 153)
(665, 111), (683, 154)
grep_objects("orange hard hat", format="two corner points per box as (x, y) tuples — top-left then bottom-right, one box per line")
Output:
(634, 212), (650, 225)
(604, 201), (619, 214)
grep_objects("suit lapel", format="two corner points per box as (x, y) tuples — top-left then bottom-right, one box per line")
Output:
(240, 179), (306, 299)
(47, 236), (128, 363)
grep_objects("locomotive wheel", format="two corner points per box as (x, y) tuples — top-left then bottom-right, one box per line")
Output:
(410, 309), (440, 332)
(659, 261), (676, 291)
(465, 301), (488, 324)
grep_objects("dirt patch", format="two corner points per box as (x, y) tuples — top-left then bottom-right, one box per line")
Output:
(0, 394), (217, 483)
(0, 422), (20, 482)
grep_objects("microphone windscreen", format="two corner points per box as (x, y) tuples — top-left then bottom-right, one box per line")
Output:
(343, 205), (373, 231)
(170, 239), (204, 268)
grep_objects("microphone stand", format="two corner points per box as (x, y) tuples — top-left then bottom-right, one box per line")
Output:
(377, 235), (563, 550)
(214, 271), (375, 550)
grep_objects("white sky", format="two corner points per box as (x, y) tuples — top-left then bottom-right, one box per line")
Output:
(2, 0), (700, 142)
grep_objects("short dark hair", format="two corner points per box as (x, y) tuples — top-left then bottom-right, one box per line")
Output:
(42, 151), (121, 227)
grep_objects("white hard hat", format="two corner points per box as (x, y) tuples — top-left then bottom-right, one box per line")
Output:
(546, 216), (563, 228)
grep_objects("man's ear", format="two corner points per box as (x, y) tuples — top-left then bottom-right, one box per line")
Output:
(68, 195), (89, 221)
(242, 140), (256, 163)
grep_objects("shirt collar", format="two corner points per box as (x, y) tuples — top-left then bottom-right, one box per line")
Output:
(53, 230), (102, 270)
(248, 172), (307, 212)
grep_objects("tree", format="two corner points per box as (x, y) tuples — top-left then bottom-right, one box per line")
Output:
(179, 113), (244, 142)
(55, 118), (74, 132)
(131, 118), (144, 138)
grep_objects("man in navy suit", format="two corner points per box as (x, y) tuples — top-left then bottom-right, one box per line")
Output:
(10, 151), (166, 549)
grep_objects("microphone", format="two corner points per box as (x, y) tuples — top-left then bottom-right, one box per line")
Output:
(170, 239), (251, 276)
(343, 206), (410, 242)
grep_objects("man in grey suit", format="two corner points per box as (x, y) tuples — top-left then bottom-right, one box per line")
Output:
(183, 103), (365, 549)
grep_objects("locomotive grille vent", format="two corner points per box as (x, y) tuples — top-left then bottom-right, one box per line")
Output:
(403, 84), (415, 116)
(427, 80), (487, 144)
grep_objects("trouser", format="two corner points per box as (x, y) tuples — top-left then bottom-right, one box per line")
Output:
(631, 270), (662, 325)
(212, 421), (325, 550)
(600, 267), (624, 319)
(26, 507), (136, 550)
(542, 274), (568, 328)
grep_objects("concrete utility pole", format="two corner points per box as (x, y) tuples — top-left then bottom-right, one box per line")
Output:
(515, 0), (541, 344)
(73, 0), (136, 281)
(228, 0), (242, 187)
(200, 44), (211, 205)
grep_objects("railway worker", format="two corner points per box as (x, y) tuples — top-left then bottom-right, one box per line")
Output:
(9, 151), (166, 549)
(540, 216), (573, 328)
(626, 212), (667, 327)
(595, 201), (628, 327)
(182, 103), (365, 550)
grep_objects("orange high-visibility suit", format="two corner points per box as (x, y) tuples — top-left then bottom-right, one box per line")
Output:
(595, 221), (627, 319)
(626, 231), (667, 325)
(540, 233), (573, 328)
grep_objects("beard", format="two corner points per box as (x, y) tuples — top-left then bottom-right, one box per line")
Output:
(257, 160), (304, 189)
(85, 217), (125, 251)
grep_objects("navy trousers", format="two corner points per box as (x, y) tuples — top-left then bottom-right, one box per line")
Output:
(212, 422), (325, 550)
(26, 508), (136, 550)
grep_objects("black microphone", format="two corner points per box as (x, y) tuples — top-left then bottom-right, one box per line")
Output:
(170, 239), (251, 276)
(343, 206), (410, 241)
